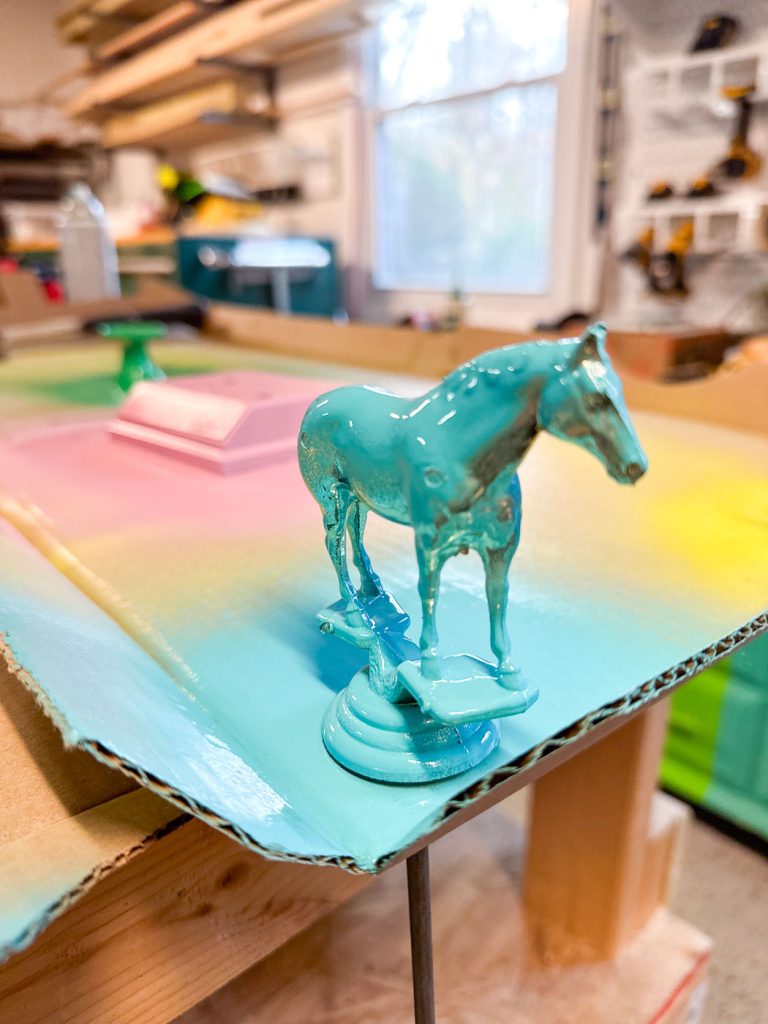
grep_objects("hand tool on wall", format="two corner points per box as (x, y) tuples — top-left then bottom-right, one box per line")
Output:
(713, 85), (763, 181)
(689, 14), (739, 53)
(648, 181), (674, 201)
(621, 225), (654, 275)
(649, 221), (694, 297)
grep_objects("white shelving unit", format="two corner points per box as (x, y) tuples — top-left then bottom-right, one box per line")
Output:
(631, 195), (768, 255)
(630, 43), (768, 132)
(616, 42), (768, 259)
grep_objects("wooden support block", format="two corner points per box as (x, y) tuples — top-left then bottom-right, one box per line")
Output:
(633, 791), (691, 935)
(523, 700), (671, 960)
(178, 807), (711, 1024)
(0, 815), (369, 1024)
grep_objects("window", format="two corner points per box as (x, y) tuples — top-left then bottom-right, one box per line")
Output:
(371, 0), (571, 296)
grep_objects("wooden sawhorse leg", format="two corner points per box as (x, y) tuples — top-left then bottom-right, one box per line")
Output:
(523, 699), (681, 960)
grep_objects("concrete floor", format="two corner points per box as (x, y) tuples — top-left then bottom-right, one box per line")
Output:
(670, 817), (768, 1024)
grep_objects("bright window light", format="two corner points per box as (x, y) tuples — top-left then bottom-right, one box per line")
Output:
(372, 0), (569, 294)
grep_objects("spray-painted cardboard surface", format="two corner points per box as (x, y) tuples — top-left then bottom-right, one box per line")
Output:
(0, 341), (766, 955)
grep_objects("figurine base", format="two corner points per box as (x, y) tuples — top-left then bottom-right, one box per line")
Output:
(398, 655), (539, 726)
(323, 668), (500, 784)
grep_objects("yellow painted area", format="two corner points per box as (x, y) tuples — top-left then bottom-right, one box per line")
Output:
(639, 423), (768, 604)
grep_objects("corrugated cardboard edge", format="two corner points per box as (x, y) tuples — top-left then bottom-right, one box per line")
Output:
(0, 789), (188, 963)
(3, 612), (766, 880)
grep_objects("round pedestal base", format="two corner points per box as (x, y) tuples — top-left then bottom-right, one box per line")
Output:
(323, 669), (500, 784)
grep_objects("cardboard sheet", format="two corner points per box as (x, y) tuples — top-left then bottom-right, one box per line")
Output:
(0, 377), (765, 875)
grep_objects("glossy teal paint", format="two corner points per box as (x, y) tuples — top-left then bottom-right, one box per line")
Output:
(300, 323), (648, 782)
(317, 598), (507, 782)
(0, 412), (766, 900)
(97, 321), (167, 392)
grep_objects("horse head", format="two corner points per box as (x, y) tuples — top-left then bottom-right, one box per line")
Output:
(537, 323), (648, 485)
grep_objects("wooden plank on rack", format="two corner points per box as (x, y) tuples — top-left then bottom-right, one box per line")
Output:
(93, 1), (202, 61)
(66, 0), (365, 115)
(102, 78), (269, 149)
(58, 0), (173, 44)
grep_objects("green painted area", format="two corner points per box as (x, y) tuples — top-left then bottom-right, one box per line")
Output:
(0, 343), (246, 418)
(660, 658), (731, 802)
(704, 779), (768, 841)
(22, 362), (214, 408)
(663, 633), (768, 840)
(711, 674), (766, 792)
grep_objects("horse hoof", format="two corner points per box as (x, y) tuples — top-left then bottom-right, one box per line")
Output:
(345, 603), (365, 628)
(499, 663), (525, 690)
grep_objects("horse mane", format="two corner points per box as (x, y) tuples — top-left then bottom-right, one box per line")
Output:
(443, 339), (579, 392)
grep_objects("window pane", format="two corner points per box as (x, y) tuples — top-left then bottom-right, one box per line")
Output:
(376, 83), (557, 293)
(378, 0), (568, 108)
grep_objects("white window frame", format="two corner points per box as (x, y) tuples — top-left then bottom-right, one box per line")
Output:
(362, 0), (598, 325)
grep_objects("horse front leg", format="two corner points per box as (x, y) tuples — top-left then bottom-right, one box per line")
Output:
(481, 545), (517, 681)
(415, 539), (446, 672)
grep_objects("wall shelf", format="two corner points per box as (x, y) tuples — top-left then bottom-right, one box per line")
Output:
(629, 43), (768, 132)
(64, 0), (384, 118)
(101, 76), (277, 150)
(628, 194), (768, 255)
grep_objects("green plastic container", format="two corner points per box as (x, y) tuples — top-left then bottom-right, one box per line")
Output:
(661, 632), (768, 839)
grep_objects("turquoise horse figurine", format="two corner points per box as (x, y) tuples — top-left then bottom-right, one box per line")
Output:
(300, 323), (647, 677)
(300, 323), (648, 782)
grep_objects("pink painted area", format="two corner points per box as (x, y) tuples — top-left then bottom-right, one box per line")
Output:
(110, 372), (328, 475)
(0, 372), (331, 540)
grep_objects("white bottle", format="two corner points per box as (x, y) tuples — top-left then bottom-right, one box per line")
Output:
(58, 183), (120, 303)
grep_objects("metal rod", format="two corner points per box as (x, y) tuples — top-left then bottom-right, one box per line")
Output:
(406, 847), (436, 1024)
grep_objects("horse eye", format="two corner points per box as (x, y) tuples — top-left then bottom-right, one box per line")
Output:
(586, 393), (610, 412)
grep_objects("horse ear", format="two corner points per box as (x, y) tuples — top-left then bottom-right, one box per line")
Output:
(570, 322), (607, 367)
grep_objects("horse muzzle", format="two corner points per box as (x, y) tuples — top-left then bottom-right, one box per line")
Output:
(623, 459), (647, 484)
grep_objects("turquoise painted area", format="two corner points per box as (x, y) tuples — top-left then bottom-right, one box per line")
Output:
(0, 527), (345, 885)
(1, 406), (766, 877)
(3, 493), (761, 884)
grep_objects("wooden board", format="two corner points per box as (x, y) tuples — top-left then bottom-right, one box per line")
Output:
(66, 0), (368, 115)
(58, 0), (176, 44)
(206, 305), (751, 392)
(0, 813), (368, 1023)
(92, 1), (204, 61)
(101, 78), (272, 149)
(177, 803), (711, 1024)
(622, 363), (768, 434)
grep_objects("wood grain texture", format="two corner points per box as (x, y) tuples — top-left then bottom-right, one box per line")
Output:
(101, 78), (257, 149)
(66, 0), (364, 115)
(0, 789), (184, 958)
(0, 816), (369, 1024)
(93, 2), (202, 61)
(178, 805), (710, 1024)
(523, 701), (671, 960)
(206, 305), (757, 396)
(622, 362), (768, 434)
(58, 0), (173, 44)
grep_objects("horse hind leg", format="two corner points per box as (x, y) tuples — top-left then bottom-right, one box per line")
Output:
(416, 541), (447, 668)
(481, 545), (516, 678)
(347, 500), (383, 600)
(321, 484), (358, 609)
